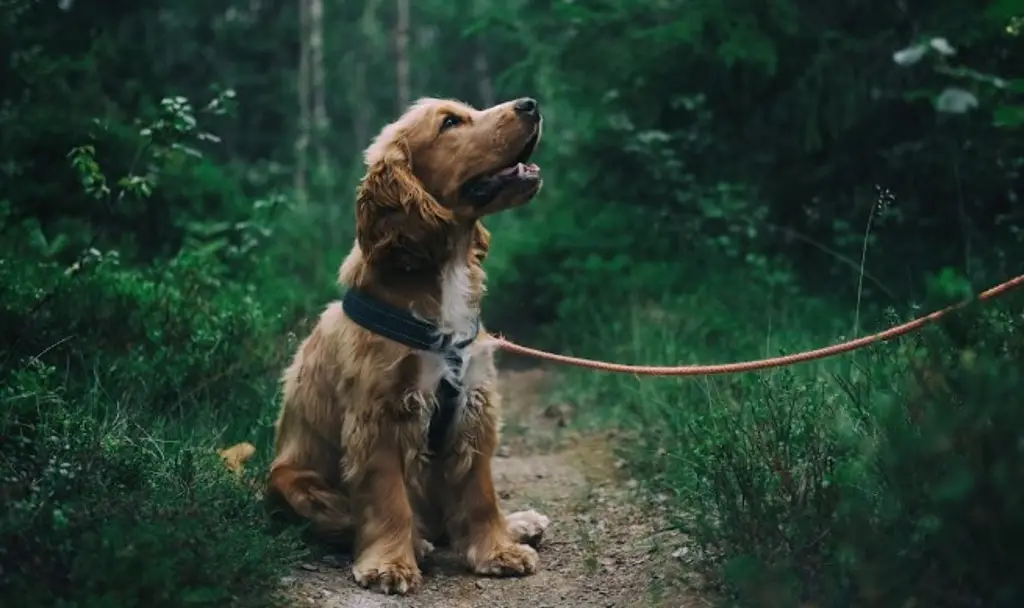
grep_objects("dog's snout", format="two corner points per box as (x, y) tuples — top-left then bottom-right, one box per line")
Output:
(514, 97), (539, 120)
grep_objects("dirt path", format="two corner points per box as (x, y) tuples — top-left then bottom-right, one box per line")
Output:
(282, 366), (710, 608)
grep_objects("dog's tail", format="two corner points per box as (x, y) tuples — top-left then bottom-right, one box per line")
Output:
(219, 441), (257, 475)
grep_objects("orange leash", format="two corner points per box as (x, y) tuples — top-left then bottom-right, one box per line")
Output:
(492, 274), (1024, 376)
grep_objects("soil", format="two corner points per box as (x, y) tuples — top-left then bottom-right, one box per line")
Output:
(280, 366), (712, 608)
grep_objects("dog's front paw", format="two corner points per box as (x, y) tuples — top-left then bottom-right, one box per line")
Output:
(506, 509), (550, 548)
(470, 542), (539, 577)
(352, 557), (422, 595)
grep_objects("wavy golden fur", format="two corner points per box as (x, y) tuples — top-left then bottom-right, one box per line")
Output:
(265, 97), (550, 595)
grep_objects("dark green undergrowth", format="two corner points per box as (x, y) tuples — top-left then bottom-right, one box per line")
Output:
(0, 214), (344, 606)
(0, 91), (349, 606)
(2, 363), (296, 607)
(477, 14), (1024, 602)
(539, 258), (1024, 607)
(5, 0), (1022, 604)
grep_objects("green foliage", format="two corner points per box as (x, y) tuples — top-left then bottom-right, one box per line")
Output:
(481, 12), (1024, 602)
(552, 266), (1023, 606)
(0, 242), (307, 605)
(3, 0), (1022, 604)
(1, 361), (300, 607)
(480, 0), (1023, 325)
(0, 84), (332, 604)
(832, 299), (1024, 607)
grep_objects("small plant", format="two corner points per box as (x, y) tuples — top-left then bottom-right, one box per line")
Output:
(0, 93), (308, 606)
(554, 259), (1023, 606)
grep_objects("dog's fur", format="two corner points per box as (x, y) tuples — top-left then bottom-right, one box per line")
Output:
(266, 97), (550, 595)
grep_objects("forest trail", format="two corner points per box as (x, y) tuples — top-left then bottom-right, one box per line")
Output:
(282, 366), (711, 608)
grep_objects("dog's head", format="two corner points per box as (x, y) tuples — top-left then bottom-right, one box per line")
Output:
(359, 97), (543, 220)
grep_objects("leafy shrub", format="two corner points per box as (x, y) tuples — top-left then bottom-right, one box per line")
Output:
(0, 91), (331, 605)
(552, 260), (1024, 607)
(0, 361), (301, 607)
(831, 295), (1024, 607)
(0, 215), (310, 605)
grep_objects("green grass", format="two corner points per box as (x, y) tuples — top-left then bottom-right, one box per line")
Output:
(541, 261), (1024, 607)
(4, 143), (1020, 607)
(1, 375), (302, 607)
(0, 203), (348, 607)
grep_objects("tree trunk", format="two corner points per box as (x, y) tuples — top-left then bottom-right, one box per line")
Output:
(349, 0), (383, 155)
(472, 0), (494, 108)
(473, 47), (495, 108)
(309, 0), (330, 196)
(352, 57), (369, 149)
(294, 0), (311, 205)
(395, 0), (410, 112)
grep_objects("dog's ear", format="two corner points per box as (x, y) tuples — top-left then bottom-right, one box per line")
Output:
(356, 138), (455, 270)
(471, 221), (491, 264)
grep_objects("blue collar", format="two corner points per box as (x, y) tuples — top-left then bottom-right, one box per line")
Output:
(341, 288), (480, 453)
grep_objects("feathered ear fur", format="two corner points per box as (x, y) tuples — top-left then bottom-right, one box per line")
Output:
(355, 138), (456, 270)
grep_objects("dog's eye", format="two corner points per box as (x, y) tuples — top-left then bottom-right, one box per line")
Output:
(439, 115), (463, 132)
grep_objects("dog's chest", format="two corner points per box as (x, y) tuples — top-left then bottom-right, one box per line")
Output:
(417, 258), (478, 395)
(438, 257), (476, 340)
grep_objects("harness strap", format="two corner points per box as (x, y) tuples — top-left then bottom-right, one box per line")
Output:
(342, 289), (480, 455)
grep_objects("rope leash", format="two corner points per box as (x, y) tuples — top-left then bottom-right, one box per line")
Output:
(491, 273), (1024, 377)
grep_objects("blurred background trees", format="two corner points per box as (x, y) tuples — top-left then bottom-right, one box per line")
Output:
(1, 0), (1021, 605)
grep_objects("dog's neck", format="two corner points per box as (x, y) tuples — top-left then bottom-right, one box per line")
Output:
(339, 224), (483, 334)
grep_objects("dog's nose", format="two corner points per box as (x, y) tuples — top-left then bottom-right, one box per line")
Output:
(514, 97), (539, 120)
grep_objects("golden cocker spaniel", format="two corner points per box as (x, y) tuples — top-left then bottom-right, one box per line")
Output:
(268, 97), (551, 595)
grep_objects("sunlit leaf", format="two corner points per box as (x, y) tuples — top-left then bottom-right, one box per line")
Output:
(893, 43), (928, 66)
(933, 87), (978, 113)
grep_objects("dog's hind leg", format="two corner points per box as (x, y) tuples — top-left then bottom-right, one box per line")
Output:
(268, 462), (356, 545)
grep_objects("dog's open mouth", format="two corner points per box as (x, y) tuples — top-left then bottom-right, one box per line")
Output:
(460, 132), (541, 206)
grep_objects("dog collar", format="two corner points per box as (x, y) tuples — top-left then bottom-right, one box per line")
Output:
(341, 288), (480, 454)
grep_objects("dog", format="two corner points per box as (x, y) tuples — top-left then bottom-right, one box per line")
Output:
(266, 97), (551, 595)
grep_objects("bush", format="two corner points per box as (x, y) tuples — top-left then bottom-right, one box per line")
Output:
(0, 361), (300, 607)
(0, 91), (348, 605)
(832, 296), (1024, 607)
(551, 259), (1024, 607)
(0, 217), (312, 605)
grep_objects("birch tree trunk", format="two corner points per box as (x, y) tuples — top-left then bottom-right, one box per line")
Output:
(472, 0), (494, 108)
(473, 47), (495, 108)
(352, 57), (369, 149)
(395, 0), (410, 112)
(309, 0), (330, 195)
(294, 0), (311, 205)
